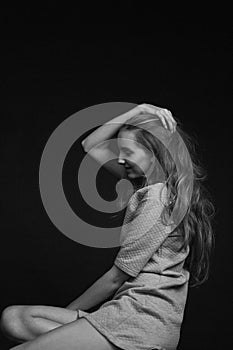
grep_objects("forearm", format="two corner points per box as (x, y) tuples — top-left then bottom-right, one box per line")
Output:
(66, 273), (119, 312)
(82, 105), (141, 152)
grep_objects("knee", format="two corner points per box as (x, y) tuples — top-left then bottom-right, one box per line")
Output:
(0, 306), (22, 336)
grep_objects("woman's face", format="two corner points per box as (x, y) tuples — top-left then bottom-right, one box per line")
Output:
(117, 130), (154, 179)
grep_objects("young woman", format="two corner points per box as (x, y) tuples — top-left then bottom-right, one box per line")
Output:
(0, 103), (215, 350)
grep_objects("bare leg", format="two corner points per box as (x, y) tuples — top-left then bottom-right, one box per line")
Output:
(0, 305), (78, 344)
(8, 317), (122, 350)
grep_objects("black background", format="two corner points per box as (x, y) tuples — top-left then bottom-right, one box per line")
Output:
(1, 4), (232, 349)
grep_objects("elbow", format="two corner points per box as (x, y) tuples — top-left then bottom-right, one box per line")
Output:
(81, 139), (88, 152)
(107, 265), (130, 287)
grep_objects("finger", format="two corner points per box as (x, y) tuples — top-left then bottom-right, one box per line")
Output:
(163, 109), (174, 121)
(166, 110), (177, 127)
(157, 112), (168, 129)
(159, 111), (173, 131)
(167, 113), (177, 133)
(162, 110), (176, 132)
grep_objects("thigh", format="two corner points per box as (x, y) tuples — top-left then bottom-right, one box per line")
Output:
(21, 305), (78, 325)
(9, 318), (122, 350)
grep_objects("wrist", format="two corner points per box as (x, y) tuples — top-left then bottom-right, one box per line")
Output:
(66, 304), (76, 311)
(106, 105), (140, 126)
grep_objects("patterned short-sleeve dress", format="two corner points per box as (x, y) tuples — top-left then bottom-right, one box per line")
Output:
(78, 182), (190, 350)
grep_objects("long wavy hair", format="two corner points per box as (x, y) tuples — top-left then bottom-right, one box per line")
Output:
(111, 112), (216, 288)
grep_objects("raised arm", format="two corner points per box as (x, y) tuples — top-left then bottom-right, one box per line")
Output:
(81, 104), (176, 178)
(81, 105), (141, 152)
(81, 103), (176, 152)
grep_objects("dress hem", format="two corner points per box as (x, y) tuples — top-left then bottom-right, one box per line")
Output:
(81, 314), (170, 350)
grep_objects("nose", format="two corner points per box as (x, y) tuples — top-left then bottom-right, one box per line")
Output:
(118, 158), (125, 165)
(118, 153), (132, 168)
(117, 151), (124, 163)
(118, 157), (132, 170)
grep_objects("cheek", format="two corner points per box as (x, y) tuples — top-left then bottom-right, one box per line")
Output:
(130, 153), (149, 169)
(140, 157), (152, 171)
(132, 156), (147, 170)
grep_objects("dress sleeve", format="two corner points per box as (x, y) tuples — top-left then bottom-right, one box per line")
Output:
(113, 183), (171, 278)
